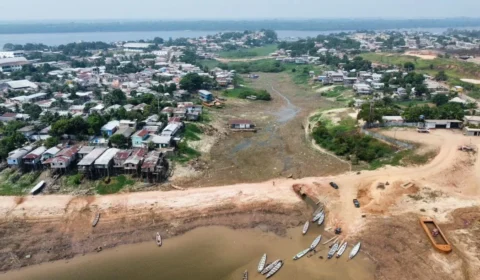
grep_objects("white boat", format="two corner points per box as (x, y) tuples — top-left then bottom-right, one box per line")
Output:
(310, 235), (322, 250)
(257, 253), (267, 272)
(243, 270), (248, 280)
(327, 242), (339, 259)
(266, 260), (283, 278)
(30, 180), (45, 195)
(312, 206), (323, 217)
(336, 242), (347, 258)
(261, 259), (280, 275)
(156, 232), (162, 246)
(312, 211), (323, 222)
(302, 221), (309, 235)
(317, 212), (325, 226)
(293, 248), (311, 260)
(349, 242), (361, 259)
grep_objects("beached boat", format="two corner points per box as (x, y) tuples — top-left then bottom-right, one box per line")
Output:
(336, 241), (347, 258)
(317, 212), (325, 226)
(302, 221), (309, 235)
(419, 217), (452, 253)
(92, 213), (100, 227)
(30, 180), (45, 195)
(293, 248), (311, 260)
(243, 270), (248, 280)
(156, 232), (162, 246)
(257, 253), (267, 272)
(266, 260), (283, 279)
(312, 211), (323, 222)
(327, 242), (339, 259)
(322, 236), (337, 245)
(349, 242), (361, 259)
(310, 235), (322, 250)
(261, 260), (280, 275)
(312, 206), (323, 217)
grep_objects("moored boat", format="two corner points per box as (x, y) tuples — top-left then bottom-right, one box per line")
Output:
(302, 221), (309, 235)
(30, 180), (45, 195)
(257, 253), (267, 272)
(293, 248), (311, 260)
(310, 235), (322, 250)
(312, 211), (323, 222)
(266, 260), (283, 279)
(243, 270), (248, 280)
(327, 242), (339, 259)
(419, 217), (452, 253)
(317, 212), (325, 226)
(156, 232), (162, 246)
(92, 213), (100, 227)
(261, 259), (280, 275)
(349, 242), (361, 259)
(336, 241), (347, 258)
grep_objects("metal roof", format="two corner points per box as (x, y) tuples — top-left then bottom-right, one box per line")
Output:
(23, 146), (47, 159)
(114, 149), (132, 161)
(124, 148), (147, 165)
(141, 151), (161, 170)
(78, 146), (96, 154)
(78, 148), (107, 166)
(43, 146), (60, 156)
(94, 148), (120, 166)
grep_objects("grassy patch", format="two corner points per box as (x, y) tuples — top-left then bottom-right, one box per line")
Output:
(66, 173), (83, 187)
(218, 45), (277, 59)
(0, 169), (41, 196)
(96, 175), (134, 195)
(369, 149), (437, 170)
(219, 59), (284, 73)
(197, 59), (220, 69)
(394, 100), (433, 108)
(223, 87), (271, 100)
(184, 123), (203, 141)
(322, 86), (346, 98)
(468, 91), (480, 99)
(171, 141), (201, 163)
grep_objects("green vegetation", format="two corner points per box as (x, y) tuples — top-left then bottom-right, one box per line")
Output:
(312, 118), (394, 164)
(369, 149), (438, 170)
(96, 175), (134, 195)
(172, 141), (201, 163)
(66, 173), (83, 187)
(0, 169), (41, 196)
(223, 87), (271, 100)
(468, 90), (480, 99)
(218, 45), (277, 58)
(180, 73), (215, 92)
(321, 86), (346, 98)
(184, 123), (203, 141)
(218, 59), (285, 73)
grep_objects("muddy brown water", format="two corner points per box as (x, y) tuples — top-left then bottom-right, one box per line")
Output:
(1, 226), (375, 280)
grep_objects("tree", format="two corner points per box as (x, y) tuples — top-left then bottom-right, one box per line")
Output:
(104, 89), (127, 106)
(109, 134), (129, 148)
(435, 71), (448, 81)
(87, 113), (107, 135)
(45, 136), (59, 148)
(179, 73), (205, 92)
(432, 94), (449, 106)
(404, 62), (415, 71)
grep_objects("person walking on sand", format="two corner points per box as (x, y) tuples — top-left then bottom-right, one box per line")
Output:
(272, 181), (275, 186)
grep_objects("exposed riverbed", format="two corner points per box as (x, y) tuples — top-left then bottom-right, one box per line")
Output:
(1, 226), (375, 280)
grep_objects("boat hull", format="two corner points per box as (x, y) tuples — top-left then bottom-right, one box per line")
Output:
(419, 217), (452, 253)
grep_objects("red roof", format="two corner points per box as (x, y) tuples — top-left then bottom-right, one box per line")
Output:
(136, 129), (149, 137)
(168, 117), (182, 123)
(114, 150), (132, 160)
(1, 113), (16, 118)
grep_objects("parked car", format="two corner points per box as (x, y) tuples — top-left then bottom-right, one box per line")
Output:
(329, 182), (339, 189)
(353, 199), (360, 208)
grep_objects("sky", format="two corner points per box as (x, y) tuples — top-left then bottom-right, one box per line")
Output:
(1, 0), (480, 21)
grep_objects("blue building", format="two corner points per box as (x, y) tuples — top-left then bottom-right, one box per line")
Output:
(199, 90), (214, 102)
(101, 120), (120, 137)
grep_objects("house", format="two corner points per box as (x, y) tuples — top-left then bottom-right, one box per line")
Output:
(372, 83), (385, 90)
(199, 90), (214, 102)
(113, 149), (132, 172)
(144, 125), (161, 134)
(78, 148), (107, 177)
(89, 136), (108, 147)
(425, 119), (462, 129)
(228, 119), (256, 131)
(123, 104), (134, 111)
(43, 145), (79, 171)
(372, 73), (383, 82)
(0, 58), (30, 72)
(464, 126), (480, 136)
(353, 84), (372, 94)
(133, 103), (147, 111)
(123, 148), (148, 175)
(69, 105), (85, 114)
(18, 125), (36, 138)
(120, 119), (137, 128)
(11, 92), (47, 103)
(150, 135), (173, 149)
(131, 129), (150, 148)
(22, 146), (47, 169)
(173, 108), (187, 119)
(3, 79), (38, 91)
(161, 107), (174, 117)
(78, 146), (96, 159)
(90, 104), (105, 114)
(448, 97), (467, 105)
(0, 112), (18, 122)
(7, 145), (34, 167)
(141, 151), (169, 183)
(94, 148), (120, 177)
(382, 116), (404, 124)
(114, 127), (135, 139)
(161, 123), (181, 137)
(397, 87), (407, 96)
(145, 114), (160, 124)
(101, 120), (120, 137)
(41, 146), (60, 162)
(464, 116), (480, 127)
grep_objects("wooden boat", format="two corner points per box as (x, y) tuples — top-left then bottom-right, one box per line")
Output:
(261, 260), (280, 275)
(419, 217), (452, 253)
(322, 236), (337, 245)
(336, 241), (347, 258)
(293, 248), (311, 260)
(349, 242), (361, 259)
(312, 206), (323, 217)
(257, 253), (267, 272)
(327, 242), (339, 259)
(317, 212), (325, 226)
(302, 221), (309, 235)
(92, 213), (100, 227)
(30, 180), (45, 195)
(266, 260), (283, 279)
(156, 232), (162, 246)
(328, 237), (339, 248)
(310, 235), (322, 250)
(243, 270), (248, 280)
(312, 211), (323, 222)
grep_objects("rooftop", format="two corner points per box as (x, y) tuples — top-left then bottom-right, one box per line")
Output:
(124, 148), (148, 165)
(78, 148), (107, 166)
(94, 148), (120, 166)
(114, 149), (132, 161)
(23, 146), (47, 159)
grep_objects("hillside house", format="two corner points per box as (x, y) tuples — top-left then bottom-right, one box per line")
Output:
(141, 151), (169, 183)
(78, 148), (107, 178)
(22, 146), (47, 169)
(132, 129), (150, 148)
(44, 145), (79, 172)
(78, 146), (96, 159)
(7, 145), (34, 167)
(41, 146), (60, 162)
(161, 123), (181, 137)
(113, 149), (132, 173)
(18, 125), (36, 138)
(124, 148), (148, 175)
(101, 120), (120, 137)
(94, 148), (120, 177)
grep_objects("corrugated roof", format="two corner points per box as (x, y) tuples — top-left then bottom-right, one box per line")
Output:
(43, 146), (60, 156)
(23, 146), (47, 159)
(78, 148), (107, 166)
(124, 148), (147, 166)
(94, 148), (120, 165)
(79, 146), (96, 154)
(141, 151), (161, 169)
(133, 129), (149, 137)
(114, 149), (132, 161)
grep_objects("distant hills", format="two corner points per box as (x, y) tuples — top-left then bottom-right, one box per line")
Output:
(1, 18), (480, 34)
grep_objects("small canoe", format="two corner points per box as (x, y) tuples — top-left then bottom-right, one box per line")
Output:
(293, 248), (311, 260)
(322, 236), (337, 245)
(302, 221), (309, 235)
(312, 211), (323, 222)
(243, 270), (248, 280)
(349, 242), (361, 259)
(336, 242), (347, 258)
(317, 212), (325, 226)
(327, 242), (339, 259)
(419, 217), (452, 253)
(92, 213), (100, 227)
(257, 253), (267, 272)
(156, 232), (162, 246)
(261, 259), (280, 275)
(310, 235), (322, 250)
(30, 180), (45, 195)
(266, 260), (283, 279)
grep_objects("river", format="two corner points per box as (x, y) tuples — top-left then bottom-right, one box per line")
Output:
(0, 226), (375, 280)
